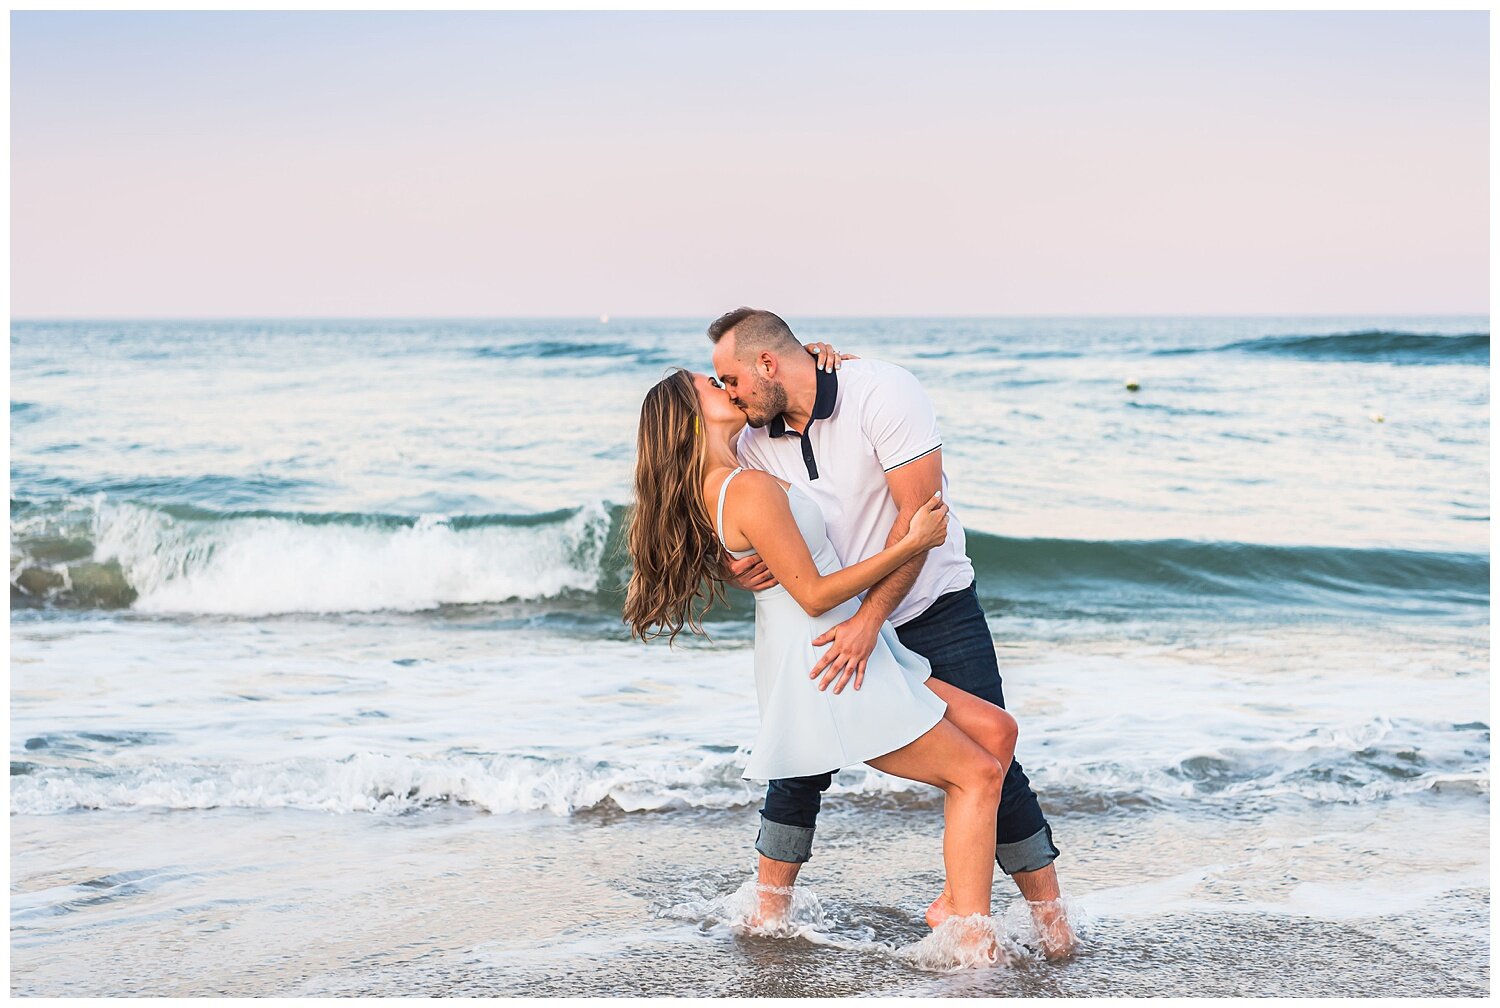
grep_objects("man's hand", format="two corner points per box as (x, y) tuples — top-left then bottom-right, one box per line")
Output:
(725, 551), (779, 593)
(809, 612), (882, 694)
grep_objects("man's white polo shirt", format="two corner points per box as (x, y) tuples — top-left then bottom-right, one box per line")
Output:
(735, 358), (975, 627)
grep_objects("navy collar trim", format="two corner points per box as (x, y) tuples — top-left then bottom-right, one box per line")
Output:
(768, 366), (838, 439)
(766, 367), (837, 480)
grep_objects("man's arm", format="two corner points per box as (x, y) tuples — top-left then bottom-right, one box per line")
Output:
(855, 451), (944, 622)
(808, 451), (943, 693)
(725, 551), (778, 592)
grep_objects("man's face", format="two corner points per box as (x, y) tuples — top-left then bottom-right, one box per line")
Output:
(712, 336), (787, 429)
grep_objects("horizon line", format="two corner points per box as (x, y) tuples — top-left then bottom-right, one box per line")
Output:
(11, 311), (1491, 323)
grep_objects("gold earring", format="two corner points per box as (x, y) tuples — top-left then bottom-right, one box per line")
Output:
(693, 416), (701, 436)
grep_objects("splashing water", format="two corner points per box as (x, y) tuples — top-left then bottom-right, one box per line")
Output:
(658, 879), (834, 941)
(658, 877), (1089, 972)
(896, 914), (1028, 972)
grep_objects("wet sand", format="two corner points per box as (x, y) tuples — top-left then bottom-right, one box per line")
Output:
(12, 790), (1488, 997)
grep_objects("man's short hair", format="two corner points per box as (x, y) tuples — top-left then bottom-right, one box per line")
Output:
(706, 307), (801, 358)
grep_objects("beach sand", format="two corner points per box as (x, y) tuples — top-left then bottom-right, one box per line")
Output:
(12, 789), (1487, 997)
(12, 315), (1489, 996)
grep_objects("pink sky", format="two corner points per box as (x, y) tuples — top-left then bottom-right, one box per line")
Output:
(11, 11), (1489, 317)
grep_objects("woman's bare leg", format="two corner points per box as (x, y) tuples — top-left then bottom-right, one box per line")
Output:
(913, 679), (1019, 928)
(864, 716), (1004, 921)
(924, 678), (1018, 774)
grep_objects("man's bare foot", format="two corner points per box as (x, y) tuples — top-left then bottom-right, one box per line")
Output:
(747, 882), (793, 930)
(1028, 898), (1077, 960)
(924, 889), (956, 930)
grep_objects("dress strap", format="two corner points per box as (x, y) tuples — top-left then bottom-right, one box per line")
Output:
(715, 467), (744, 548)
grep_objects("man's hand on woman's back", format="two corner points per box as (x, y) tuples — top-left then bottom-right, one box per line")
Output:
(725, 552), (779, 592)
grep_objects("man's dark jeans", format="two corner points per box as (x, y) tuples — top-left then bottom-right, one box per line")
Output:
(755, 580), (1060, 875)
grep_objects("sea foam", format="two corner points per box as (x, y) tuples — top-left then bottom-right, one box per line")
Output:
(95, 497), (613, 615)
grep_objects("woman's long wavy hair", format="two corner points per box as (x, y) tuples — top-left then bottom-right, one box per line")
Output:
(623, 368), (729, 644)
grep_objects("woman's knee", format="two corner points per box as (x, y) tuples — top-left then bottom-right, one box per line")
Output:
(977, 755), (1006, 799)
(966, 705), (1016, 764)
(989, 708), (1018, 762)
(951, 751), (1005, 800)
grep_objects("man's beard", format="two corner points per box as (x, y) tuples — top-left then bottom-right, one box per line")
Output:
(743, 377), (788, 429)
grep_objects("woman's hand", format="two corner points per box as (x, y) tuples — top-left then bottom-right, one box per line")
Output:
(803, 342), (859, 372)
(905, 491), (949, 552)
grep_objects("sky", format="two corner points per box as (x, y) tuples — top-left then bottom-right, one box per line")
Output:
(10, 11), (1490, 317)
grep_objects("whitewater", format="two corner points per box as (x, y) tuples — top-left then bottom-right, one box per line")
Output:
(11, 316), (1489, 995)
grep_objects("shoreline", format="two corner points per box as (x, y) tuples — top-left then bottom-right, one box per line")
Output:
(12, 793), (1488, 997)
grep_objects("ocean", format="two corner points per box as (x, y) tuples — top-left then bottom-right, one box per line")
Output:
(10, 316), (1489, 995)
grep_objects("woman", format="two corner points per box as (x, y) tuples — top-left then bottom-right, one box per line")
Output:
(623, 367), (1019, 950)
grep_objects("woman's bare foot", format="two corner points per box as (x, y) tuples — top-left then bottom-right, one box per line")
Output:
(924, 888), (956, 930)
(945, 913), (1001, 964)
(1028, 898), (1077, 960)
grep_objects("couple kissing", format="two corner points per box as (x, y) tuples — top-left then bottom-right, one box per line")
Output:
(624, 307), (1075, 961)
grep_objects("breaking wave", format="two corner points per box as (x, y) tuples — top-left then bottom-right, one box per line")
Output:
(11, 497), (1485, 619)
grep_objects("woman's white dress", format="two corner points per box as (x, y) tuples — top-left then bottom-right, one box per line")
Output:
(717, 467), (949, 781)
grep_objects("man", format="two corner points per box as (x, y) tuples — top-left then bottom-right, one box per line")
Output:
(708, 307), (1075, 957)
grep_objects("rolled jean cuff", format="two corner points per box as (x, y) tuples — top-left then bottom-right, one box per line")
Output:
(756, 816), (815, 864)
(997, 825), (1059, 876)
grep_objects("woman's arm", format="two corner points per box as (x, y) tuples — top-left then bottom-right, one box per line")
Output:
(724, 470), (947, 618)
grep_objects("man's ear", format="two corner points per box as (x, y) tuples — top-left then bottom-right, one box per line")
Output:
(757, 350), (778, 379)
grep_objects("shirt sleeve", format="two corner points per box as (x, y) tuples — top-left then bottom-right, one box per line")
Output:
(860, 365), (943, 471)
